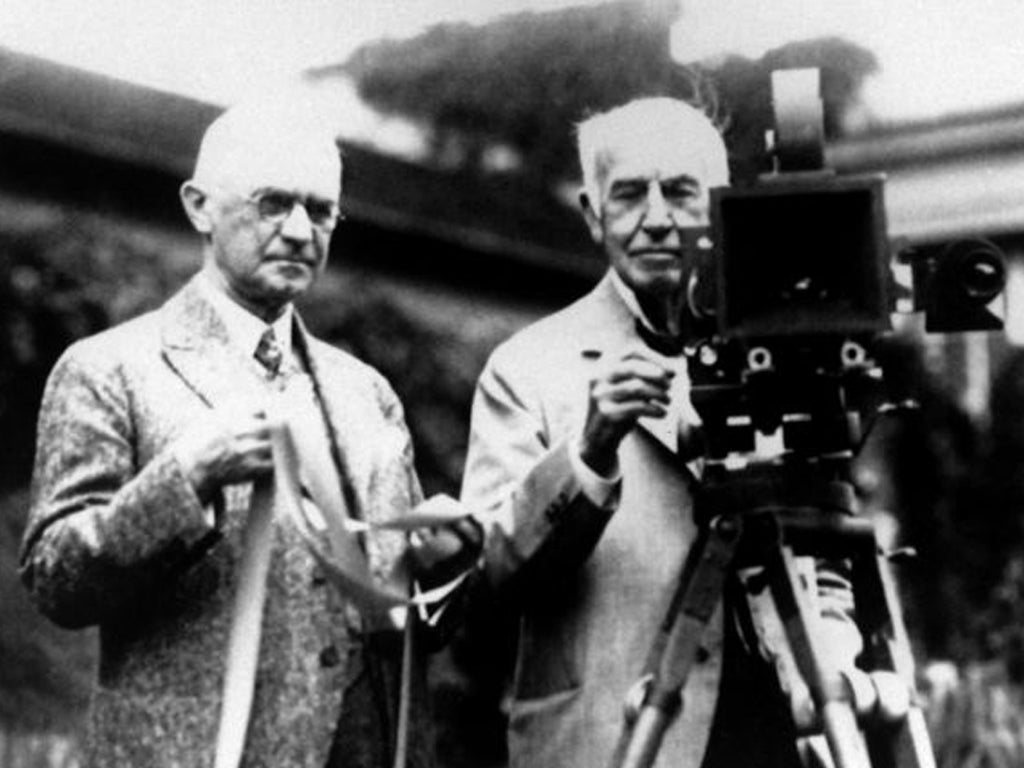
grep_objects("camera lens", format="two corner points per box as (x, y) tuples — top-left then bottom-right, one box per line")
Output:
(955, 246), (1005, 303)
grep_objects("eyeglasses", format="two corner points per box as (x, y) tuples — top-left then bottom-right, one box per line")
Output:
(247, 188), (342, 231)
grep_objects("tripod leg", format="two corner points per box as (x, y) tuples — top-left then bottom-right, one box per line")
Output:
(763, 543), (873, 768)
(856, 552), (937, 768)
(610, 516), (742, 768)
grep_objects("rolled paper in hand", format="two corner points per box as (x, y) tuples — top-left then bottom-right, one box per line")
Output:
(343, 505), (477, 533)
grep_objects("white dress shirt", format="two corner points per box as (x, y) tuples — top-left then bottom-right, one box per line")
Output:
(194, 272), (296, 372)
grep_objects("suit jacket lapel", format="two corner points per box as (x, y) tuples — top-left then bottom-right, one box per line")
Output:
(160, 277), (267, 411)
(290, 315), (367, 523)
(295, 319), (412, 615)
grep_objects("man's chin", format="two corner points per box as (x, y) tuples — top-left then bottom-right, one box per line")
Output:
(268, 259), (316, 280)
(246, 272), (313, 311)
(264, 260), (319, 290)
(633, 249), (682, 264)
(631, 265), (684, 294)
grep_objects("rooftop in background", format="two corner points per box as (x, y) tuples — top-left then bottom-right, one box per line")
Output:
(4, 28), (1024, 277)
(829, 102), (1024, 243)
(0, 47), (598, 281)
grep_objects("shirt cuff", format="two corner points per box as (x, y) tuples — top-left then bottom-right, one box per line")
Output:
(569, 437), (622, 510)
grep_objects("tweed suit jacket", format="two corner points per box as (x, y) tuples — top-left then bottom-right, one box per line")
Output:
(20, 276), (427, 768)
(461, 273), (725, 768)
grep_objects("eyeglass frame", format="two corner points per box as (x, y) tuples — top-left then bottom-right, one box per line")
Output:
(244, 187), (343, 231)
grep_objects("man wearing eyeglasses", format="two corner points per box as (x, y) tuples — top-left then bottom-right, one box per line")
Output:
(20, 101), (479, 768)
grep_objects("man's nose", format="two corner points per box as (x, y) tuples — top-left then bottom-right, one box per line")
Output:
(642, 184), (674, 232)
(279, 203), (314, 243)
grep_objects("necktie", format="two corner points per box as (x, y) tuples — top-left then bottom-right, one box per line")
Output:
(254, 327), (284, 377)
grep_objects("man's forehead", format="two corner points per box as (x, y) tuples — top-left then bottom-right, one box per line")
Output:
(600, 135), (717, 187)
(219, 145), (341, 200)
(195, 109), (342, 200)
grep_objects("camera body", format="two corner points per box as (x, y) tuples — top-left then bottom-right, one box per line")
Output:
(711, 171), (891, 340)
(687, 69), (1006, 466)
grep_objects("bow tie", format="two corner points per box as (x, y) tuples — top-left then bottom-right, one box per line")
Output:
(634, 319), (686, 357)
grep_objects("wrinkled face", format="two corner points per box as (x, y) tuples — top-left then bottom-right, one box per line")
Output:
(585, 134), (717, 299)
(199, 138), (341, 317)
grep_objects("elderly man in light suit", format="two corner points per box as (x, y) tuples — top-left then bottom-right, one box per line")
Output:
(20, 102), (477, 768)
(461, 97), (857, 768)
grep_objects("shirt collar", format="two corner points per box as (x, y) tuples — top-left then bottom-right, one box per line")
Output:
(607, 268), (701, 357)
(608, 268), (661, 334)
(195, 271), (294, 361)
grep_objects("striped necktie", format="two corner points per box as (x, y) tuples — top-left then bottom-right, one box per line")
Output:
(254, 327), (284, 378)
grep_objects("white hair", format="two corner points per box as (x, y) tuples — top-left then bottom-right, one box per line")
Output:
(577, 97), (729, 206)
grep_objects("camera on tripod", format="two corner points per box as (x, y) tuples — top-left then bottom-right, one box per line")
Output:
(687, 68), (1006, 464)
(613, 69), (990, 768)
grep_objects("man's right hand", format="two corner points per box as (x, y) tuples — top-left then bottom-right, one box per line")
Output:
(580, 348), (674, 476)
(173, 408), (276, 503)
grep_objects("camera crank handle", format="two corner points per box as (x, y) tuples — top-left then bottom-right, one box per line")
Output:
(885, 547), (917, 565)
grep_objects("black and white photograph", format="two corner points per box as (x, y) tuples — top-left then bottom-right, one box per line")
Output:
(2, 2), (1024, 767)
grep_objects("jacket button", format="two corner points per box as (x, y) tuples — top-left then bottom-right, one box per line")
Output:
(319, 645), (341, 668)
(696, 646), (711, 663)
(311, 568), (327, 587)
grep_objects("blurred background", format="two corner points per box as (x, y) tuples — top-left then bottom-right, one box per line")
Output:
(4, 0), (1024, 765)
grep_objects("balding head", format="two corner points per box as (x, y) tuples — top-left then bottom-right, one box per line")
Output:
(577, 97), (728, 209)
(190, 100), (342, 202)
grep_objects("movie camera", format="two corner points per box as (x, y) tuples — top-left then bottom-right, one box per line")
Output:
(688, 69), (1005, 464)
(612, 69), (1006, 768)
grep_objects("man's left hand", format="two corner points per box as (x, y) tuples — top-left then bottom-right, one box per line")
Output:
(407, 494), (483, 588)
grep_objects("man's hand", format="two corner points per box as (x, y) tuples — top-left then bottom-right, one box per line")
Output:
(407, 494), (483, 589)
(173, 407), (276, 503)
(580, 349), (674, 475)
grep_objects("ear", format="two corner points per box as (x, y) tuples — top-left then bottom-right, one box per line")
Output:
(180, 181), (214, 236)
(579, 190), (604, 245)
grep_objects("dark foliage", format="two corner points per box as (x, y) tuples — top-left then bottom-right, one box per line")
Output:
(0, 218), (189, 487)
(865, 338), (992, 662)
(973, 349), (1024, 679)
(345, 0), (689, 183)
(343, 0), (877, 187)
(302, 280), (498, 498)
